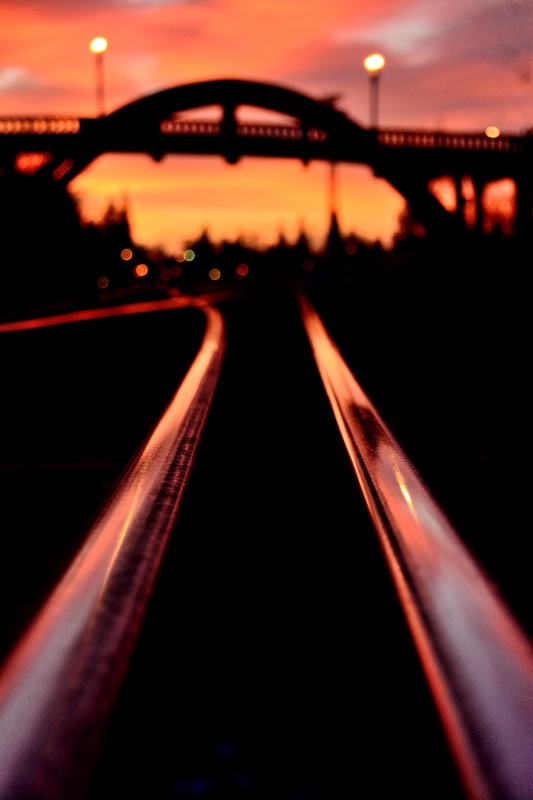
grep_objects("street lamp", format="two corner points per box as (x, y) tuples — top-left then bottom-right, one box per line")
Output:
(363, 53), (385, 130)
(89, 37), (108, 117)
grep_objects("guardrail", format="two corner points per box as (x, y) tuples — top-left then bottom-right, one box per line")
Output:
(297, 292), (533, 800)
(0, 296), (225, 800)
(377, 129), (524, 152)
(0, 118), (81, 135)
(2, 116), (526, 153)
(159, 119), (327, 141)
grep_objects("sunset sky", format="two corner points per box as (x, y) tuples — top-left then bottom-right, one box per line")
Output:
(1, 0), (531, 252)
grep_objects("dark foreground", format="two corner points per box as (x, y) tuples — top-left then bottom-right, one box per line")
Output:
(0, 242), (529, 799)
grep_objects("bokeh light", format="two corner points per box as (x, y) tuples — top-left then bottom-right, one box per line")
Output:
(235, 263), (249, 278)
(121, 248), (133, 260)
(209, 268), (221, 281)
(133, 263), (148, 277)
(15, 152), (52, 175)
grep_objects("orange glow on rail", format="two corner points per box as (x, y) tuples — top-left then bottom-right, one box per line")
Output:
(297, 291), (533, 800)
(0, 297), (195, 335)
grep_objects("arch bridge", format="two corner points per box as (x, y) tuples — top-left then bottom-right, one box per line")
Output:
(0, 78), (532, 238)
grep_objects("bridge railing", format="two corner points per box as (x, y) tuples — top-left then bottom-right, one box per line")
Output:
(377, 129), (525, 152)
(160, 119), (328, 142)
(0, 118), (81, 135)
(0, 115), (528, 155)
(0, 117), (329, 150)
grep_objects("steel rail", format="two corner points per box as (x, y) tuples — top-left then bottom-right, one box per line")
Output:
(297, 291), (533, 800)
(0, 299), (225, 800)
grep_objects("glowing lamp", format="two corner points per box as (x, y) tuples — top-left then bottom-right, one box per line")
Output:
(363, 53), (386, 129)
(89, 37), (108, 54)
(89, 37), (108, 117)
(363, 53), (385, 75)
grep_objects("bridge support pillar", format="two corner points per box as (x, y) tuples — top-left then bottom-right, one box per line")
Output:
(471, 176), (486, 235)
(220, 102), (239, 164)
(514, 175), (533, 243)
(454, 176), (468, 233)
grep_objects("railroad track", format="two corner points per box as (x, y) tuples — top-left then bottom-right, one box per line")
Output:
(0, 279), (529, 799)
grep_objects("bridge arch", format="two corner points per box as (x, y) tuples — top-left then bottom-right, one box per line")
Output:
(105, 77), (364, 139)
(1, 78), (530, 238)
(100, 78), (371, 169)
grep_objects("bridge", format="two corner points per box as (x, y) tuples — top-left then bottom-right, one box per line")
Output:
(1, 77), (532, 238)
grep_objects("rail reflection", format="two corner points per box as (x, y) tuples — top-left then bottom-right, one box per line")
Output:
(0, 296), (225, 800)
(298, 291), (533, 800)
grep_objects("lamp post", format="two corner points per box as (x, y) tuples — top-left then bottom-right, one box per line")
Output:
(363, 53), (385, 130)
(89, 37), (108, 117)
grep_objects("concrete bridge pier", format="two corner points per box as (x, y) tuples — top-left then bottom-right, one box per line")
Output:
(453, 175), (469, 232)
(514, 174), (533, 241)
(471, 175), (486, 235)
(219, 101), (239, 165)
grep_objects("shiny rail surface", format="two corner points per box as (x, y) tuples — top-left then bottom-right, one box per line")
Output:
(297, 292), (533, 800)
(0, 297), (225, 800)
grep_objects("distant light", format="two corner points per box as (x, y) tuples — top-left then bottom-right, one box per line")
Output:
(235, 263), (249, 277)
(485, 126), (500, 138)
(51, 159), (74, 181)
(209, 268), (221, 281)
(174, 250), (185, 263)
(345, 243), (357, 255)
(184, 249), (195, 261)
(97, 276), (109, 289)
(14, 152), (52, 175)
(90, 37), (108, 54)
(302, 259), (314, 271)
(364, 53), (385, 75)
(121, 248), (133, 260)
(171, 264), (182, 276)
(133, 264), (148, 277)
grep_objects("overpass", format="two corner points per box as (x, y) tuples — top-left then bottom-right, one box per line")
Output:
(0, 78), (532, 238)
